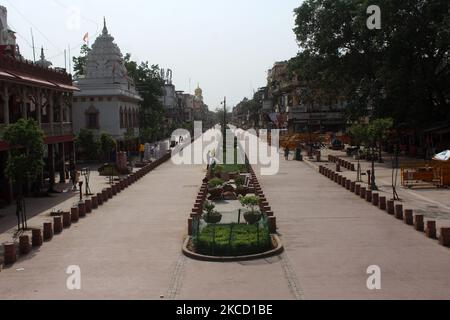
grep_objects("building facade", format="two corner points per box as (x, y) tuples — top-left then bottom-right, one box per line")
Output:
(0, 6), (78, 204)
(72, 19), (142, 144)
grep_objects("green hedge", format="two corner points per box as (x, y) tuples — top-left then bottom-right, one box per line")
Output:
(195, 224), (271, 257)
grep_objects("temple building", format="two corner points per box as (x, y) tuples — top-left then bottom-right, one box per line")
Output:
(0, 5), (79, 204)
(72, 18), (142, 147)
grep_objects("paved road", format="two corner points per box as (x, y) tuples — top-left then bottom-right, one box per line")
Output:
(1, 154), (449, 299)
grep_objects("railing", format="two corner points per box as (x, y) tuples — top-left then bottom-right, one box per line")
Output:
(40, 122), (73, 137)
(0, 55), (72, 84)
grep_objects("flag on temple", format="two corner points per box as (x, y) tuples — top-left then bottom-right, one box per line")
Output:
(83, 32), (89, 43)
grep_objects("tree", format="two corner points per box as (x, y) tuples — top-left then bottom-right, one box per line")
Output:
(368, 118), (394, 163)
(290, 0), (450, 128)
(72, 44), (91, 77)
(3, 119), (45, 230)
(100, 132), (117, 162)
(123, 54), (165, 143)
(75, 129), (99, 161)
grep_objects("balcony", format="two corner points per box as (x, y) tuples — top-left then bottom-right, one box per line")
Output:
(41, 123), (73, 137)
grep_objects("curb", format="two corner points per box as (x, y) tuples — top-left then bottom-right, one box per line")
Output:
(182, 234), (284, 262)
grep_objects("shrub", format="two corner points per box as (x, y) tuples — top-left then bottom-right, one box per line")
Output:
(209, 177), (224, 188)
(195, 224), (271, 256)
(234, 175), (245, 187)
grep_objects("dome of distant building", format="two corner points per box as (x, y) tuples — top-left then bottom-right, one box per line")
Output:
(35, 47), (52, 68)
(195, 84), (203, 101)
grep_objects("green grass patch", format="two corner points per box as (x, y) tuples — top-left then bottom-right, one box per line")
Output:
(195, 224), (271, 257)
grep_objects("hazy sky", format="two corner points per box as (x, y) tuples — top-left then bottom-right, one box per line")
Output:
(4, 0), (301, 109)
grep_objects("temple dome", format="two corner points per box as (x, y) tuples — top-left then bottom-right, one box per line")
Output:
(84, 18), (129, 83)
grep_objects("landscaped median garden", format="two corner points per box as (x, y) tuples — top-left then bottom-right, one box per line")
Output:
(184, 146), (283, 261)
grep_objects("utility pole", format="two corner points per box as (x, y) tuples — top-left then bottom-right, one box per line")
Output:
(223, 97), (227, 152)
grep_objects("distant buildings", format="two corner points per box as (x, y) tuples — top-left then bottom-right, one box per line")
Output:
(0, 5), (78, 204)
(72, 19), (142, 147)
(233, 61), (347, 134)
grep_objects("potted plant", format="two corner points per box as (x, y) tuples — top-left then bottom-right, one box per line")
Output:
(234, 175), (249, 196)
(202, 201), (222, 224)
(239, 195), (262, 224)
(208, 178), (224, 200)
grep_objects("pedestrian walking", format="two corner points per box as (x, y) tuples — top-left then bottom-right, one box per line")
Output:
(284, 147), (290, 161)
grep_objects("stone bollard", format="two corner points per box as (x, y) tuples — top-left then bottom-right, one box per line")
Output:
(425, 221), (437, 239)
(336, 174), (341, 184)
(266, 211), (274, 217)
(414, 215), (425, 232)
(379, 196), (387, 211)
(366, 190), (372, 202)
(63, 211), (72, 228)
(19, 235), (31, 255)
(351, 164), (356, 171)
(32, 229), (43, 247)
(360, 187), (366, 199)
(107, 187), (113, 199)
(341, 177), (347, 188)
(96, 193), (103, 206)
(402, 209), (413, 226)
(350, 182), (356, 193)
(3, 243), (17, 265)
(91, 195), (99, 209)
(355, 184), (361, 196)
(102, 189), (108, 203)
(111, 184), (117, 196)
(372, 193), (379, 207)
(188, 218), (193, 236)
(71, 206), (79, 223)
(53, 216), (63, 234)
(43, 222), (53, 241)
(439, 228), (450, 247)
(387, 200), (395, 215)
(346, 180), (351, 190)
(268, 216), (277, 234)
(78, 201), (86, 218)
(395, 204), (404, 220)
(85, 199), (92, 214)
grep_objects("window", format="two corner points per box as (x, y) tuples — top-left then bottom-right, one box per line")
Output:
(85, 105), (99, 129)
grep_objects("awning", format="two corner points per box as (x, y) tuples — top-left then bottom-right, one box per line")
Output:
(0, 70), (17, 79)
(14, 73), (57, 88)
(0, 69), (78, 91)
(51, 82), (80, 91)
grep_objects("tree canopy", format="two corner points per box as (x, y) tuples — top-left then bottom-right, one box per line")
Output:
(124, 53), (166, 142)
(290, 0), (450, 128)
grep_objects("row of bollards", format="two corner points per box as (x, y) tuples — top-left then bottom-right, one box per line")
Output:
(319, 165), (450, 248)
(2, 153), (173, 267)
(328, 155), (356, 172)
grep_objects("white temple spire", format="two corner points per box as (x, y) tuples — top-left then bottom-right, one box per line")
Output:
(102, 16), (108, 35)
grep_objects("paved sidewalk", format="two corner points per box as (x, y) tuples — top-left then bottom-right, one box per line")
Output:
(312, 148), (450, 230)
(257, 155), (450, 299)
(0, 161), (205, 299)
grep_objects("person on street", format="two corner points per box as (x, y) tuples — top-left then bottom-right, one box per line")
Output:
(284, 147), (290, 161)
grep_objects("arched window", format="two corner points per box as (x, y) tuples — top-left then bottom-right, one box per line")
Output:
(85, 105), (99, 129)
(120, 107), (124, 128)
